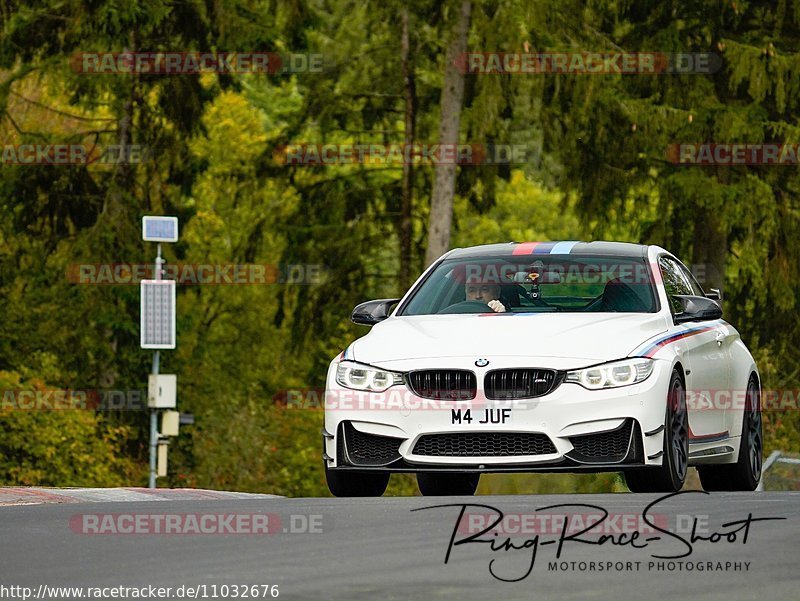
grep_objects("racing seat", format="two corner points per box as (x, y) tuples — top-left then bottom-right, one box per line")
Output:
(600, 278), (649, 312)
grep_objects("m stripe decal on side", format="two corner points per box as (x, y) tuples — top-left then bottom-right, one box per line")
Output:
(633, 324), (718, 358)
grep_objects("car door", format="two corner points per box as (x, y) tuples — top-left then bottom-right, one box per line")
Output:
(658, 256), (729, 441)
(676, 259), (735, 438)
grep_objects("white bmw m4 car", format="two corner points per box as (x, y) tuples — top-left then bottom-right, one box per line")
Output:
(323, 241), (762, 496)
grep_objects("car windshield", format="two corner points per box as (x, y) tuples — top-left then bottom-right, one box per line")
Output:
(400, 254), (658, 315)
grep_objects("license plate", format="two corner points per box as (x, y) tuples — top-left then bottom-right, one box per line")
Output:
(450, 408), (512, 425)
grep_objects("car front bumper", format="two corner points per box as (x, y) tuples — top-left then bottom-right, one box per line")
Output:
(323, 356), (673, 473)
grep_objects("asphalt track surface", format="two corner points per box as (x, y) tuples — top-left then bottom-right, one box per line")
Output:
(0, 489), (798, 600)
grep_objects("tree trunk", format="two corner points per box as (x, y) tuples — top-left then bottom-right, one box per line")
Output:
(692, 208), (727, 299)
(399, 9), (416, 291)
(104, 32), (137, 226)
(424, 0), (471, 267)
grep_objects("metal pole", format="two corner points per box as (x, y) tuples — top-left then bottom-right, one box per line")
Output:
(148, 243), (163, 489)
(148, 351), (159, 488)
(757, 449), (782, 492)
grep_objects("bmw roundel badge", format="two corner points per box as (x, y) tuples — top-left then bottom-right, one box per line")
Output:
(475, 358), (489, 367)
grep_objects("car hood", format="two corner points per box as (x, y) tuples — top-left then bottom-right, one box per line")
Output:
(348, 312), (669, 365)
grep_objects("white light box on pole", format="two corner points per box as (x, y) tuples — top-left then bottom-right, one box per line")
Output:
(148, 374), (177, 408)
(140, 279), (176, 349)
(161, 410), (180, 436)
(142, 216), (179, 242)
(157, 442), (169, 477)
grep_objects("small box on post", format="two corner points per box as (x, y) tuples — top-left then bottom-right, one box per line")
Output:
(157, 441), (169, 477)
(161, 410), (180, 436)
(148, 374), (177, 408)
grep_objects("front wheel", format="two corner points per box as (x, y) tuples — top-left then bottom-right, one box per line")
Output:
(698, 377), (762, 491)
(416, 472), (480, 496)
(325, 463), (389, 497)
(625, 369), (689, 493)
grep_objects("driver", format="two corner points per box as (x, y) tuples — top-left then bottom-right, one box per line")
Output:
(465, 279), (507, 313)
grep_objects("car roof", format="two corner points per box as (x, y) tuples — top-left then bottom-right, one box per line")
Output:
(445, 241), (649, 260)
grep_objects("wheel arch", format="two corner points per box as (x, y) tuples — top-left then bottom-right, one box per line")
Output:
(671, 360), (686, 386)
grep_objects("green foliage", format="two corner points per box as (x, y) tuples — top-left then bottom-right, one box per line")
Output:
(452, 170), (584, 246)
(0, 370), (141, 486)
(172, 403), (421, 497)
(479, 473), (627, 495)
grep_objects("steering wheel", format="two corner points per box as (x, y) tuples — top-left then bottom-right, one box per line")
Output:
(437, 300), (494, 314)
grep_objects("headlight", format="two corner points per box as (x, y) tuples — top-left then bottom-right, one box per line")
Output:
(565, 358), (654, 390)
(335, 361), (403, 392)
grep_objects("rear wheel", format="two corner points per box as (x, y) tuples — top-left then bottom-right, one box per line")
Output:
(416, 472), (480, 496)
(625, 369), (688, 493)
(325, 463), (389, 497)
(698, 377), (762, 491)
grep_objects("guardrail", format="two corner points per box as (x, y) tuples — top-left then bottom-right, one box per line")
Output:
(757, 450), (800, 491)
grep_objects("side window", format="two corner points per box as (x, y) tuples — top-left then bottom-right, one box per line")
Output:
(658, 256), (693, 315)
(677, 262), (705, 296)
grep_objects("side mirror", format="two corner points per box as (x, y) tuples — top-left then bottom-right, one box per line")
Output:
(672, 295), (722, 324)
(351, 298), (400, 326)
(705, 288), (722, 301)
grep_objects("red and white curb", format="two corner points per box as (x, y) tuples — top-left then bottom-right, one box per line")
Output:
(0, 487), (282, 506)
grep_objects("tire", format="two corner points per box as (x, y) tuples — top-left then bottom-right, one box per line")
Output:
(416, 472), (480, 496)
(325, 463), (389, 497)
(625, 369), (689, 493)
(698, 377), (762, 491)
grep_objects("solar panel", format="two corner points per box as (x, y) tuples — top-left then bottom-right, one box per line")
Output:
(142, 216), (179, 242)
(140, 280), (176, 349)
